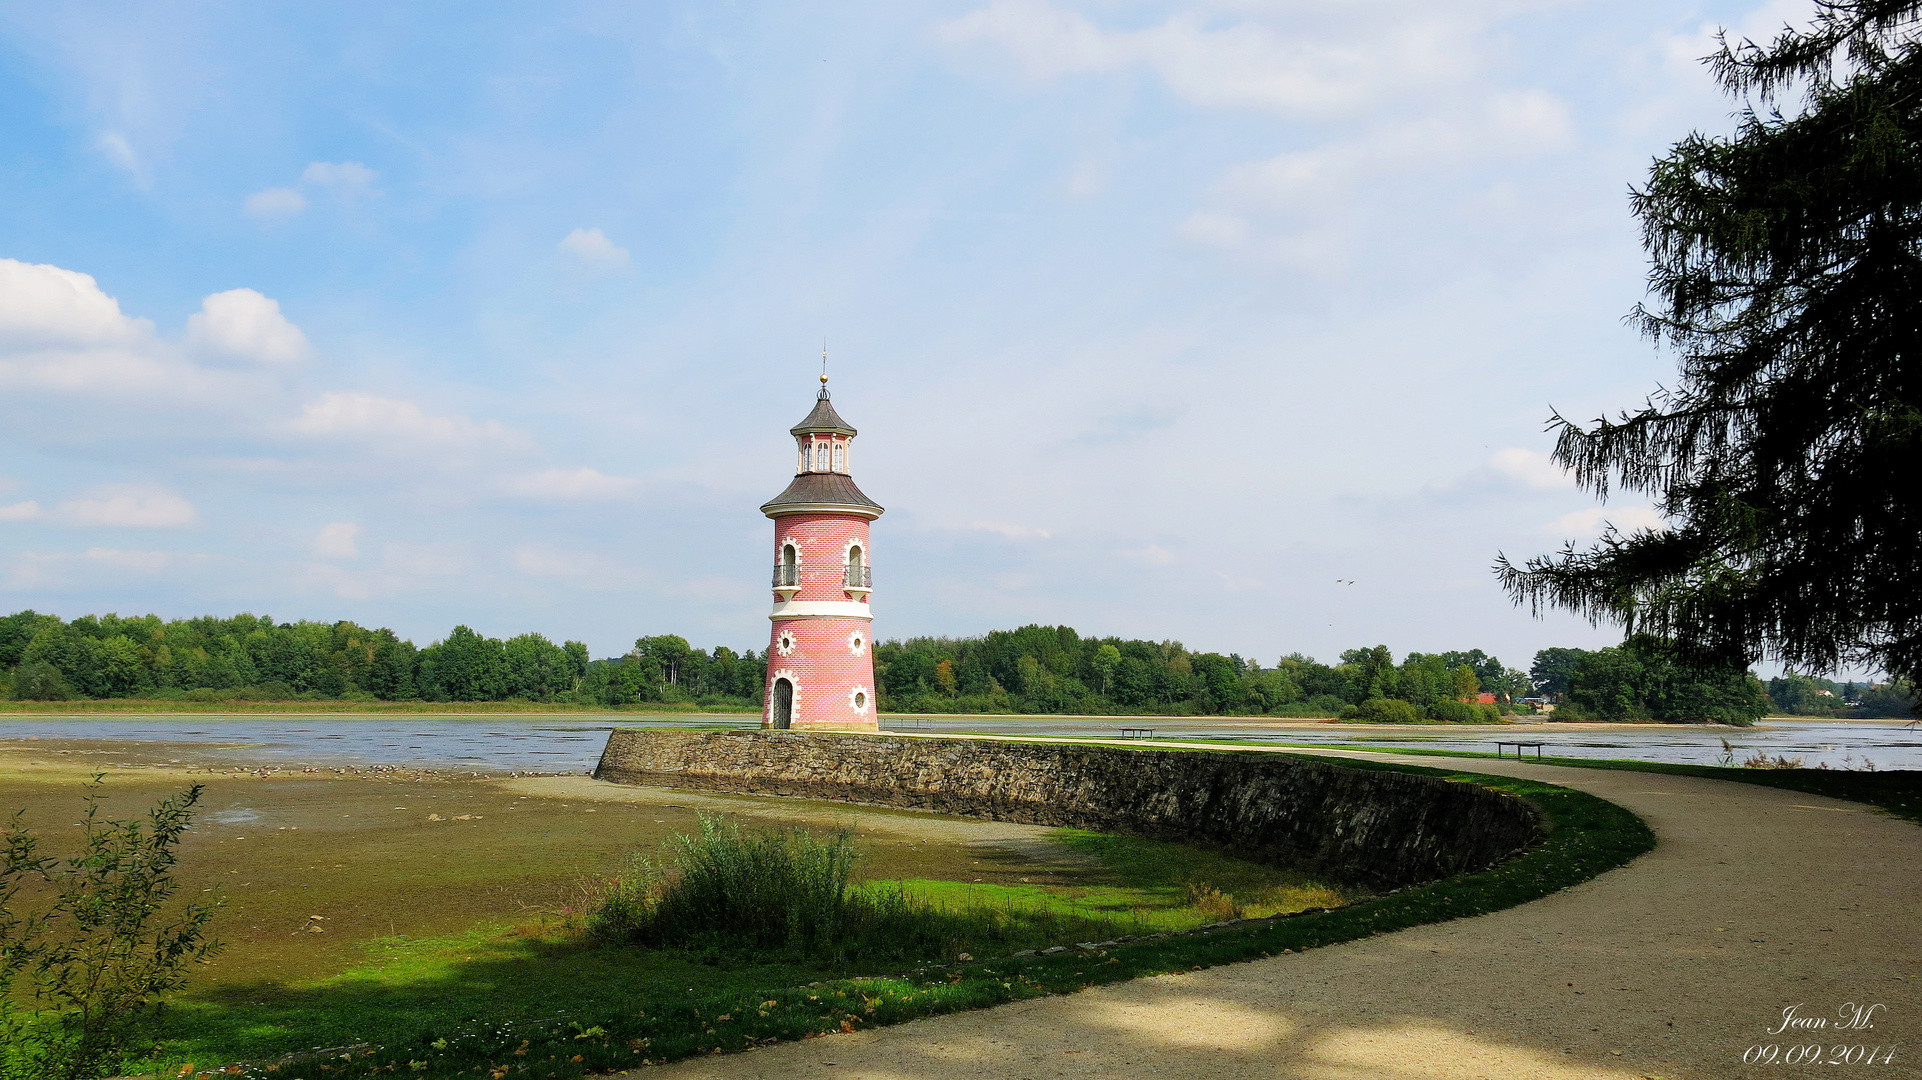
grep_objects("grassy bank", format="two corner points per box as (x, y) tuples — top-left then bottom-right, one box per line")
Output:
(129, 758), (1650, 1080)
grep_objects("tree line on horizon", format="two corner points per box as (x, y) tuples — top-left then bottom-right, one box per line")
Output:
(0, 609), (1911, 722)
(0, 610), (765, 708)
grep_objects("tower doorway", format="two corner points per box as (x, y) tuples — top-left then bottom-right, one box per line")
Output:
(772, 678), (794, 729)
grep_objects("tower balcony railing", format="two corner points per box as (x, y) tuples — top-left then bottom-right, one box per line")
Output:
(771, 565), (872, 590)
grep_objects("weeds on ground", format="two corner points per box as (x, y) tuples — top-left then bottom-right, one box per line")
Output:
(0, 777), (221, 1080)
(585, 815), (1129, 963)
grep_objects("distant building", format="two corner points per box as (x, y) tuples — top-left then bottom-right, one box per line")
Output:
(759, 376), (883, 731)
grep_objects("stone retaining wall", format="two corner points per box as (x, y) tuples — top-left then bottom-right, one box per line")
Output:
(595, 730), (1543, 890)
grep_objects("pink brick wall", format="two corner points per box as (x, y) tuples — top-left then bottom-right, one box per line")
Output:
(766, 512), (877, 730)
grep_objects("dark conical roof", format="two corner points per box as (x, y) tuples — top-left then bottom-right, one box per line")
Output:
(790, 389), (857, 436)
(760, 472), (884, 519)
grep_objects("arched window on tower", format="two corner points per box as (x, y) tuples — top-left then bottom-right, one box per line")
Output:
(778, 544), (798, 588)
(845, 544), (866, 589)
(815, 442), (830, 471)
(832, 442), (845, 471)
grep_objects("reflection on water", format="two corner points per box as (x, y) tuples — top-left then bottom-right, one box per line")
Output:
(0, 714), (1915, 771)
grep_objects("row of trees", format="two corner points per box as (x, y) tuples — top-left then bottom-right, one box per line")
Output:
(1525, 639), (1914, 723)
(873, 625), (1524, 721)
(4, 609), (1910, 722)
(0, 610), (763, 707)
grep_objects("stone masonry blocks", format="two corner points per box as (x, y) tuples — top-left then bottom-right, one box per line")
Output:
(596, 730), (1545, 891)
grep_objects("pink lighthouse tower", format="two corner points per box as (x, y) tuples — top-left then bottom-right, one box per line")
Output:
(760, 372), (884, 731)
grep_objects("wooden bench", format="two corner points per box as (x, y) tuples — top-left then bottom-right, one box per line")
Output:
(1119, 727), (1155, 740)
(1495, 740), (1546, 761)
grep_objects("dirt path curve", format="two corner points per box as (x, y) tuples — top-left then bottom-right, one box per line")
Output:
(620, 746), (1921, 1080)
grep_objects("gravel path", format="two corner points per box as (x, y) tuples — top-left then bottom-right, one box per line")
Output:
(619, 748), (1921, 1080)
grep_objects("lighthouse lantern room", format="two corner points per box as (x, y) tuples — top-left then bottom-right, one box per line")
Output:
(760, 374), (883, 731)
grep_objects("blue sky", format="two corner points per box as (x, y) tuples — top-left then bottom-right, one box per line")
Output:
(0, 0), (1817, 671)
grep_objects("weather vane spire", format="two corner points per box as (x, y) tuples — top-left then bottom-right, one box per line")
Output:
(820, 339), (829, 386)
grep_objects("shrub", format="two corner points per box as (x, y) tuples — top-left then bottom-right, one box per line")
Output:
(1350, 698), (1421, 723)
(1, 779), (221, 1080)
(9, 661), (74, 701)
(589, 816), (1123, 964)
(1428, 700), (1501, 723)
(592, 816), (859, 951)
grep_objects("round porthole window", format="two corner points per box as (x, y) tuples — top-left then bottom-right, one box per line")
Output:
(777, 633), (796, 655)
(849, 633), (865, 654)
(853, 691), (867, 710)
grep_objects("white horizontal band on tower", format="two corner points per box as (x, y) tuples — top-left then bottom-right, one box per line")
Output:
(768, 600), (873, 620)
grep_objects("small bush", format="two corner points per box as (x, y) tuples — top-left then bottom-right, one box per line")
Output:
(590, 816), (1126, 964)
(1427, 700), (1501, 723)
(1350, 698), (1421, 723)
(594, 816), (859, 951)
(9, 661), (74, 701)
(1, 779), (221, 1080)
(1179, 882), (1242, 921)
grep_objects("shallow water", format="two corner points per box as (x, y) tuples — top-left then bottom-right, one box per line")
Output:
(1, 713), (1915, 771)
(0, 714), (752, 772)
(932, 716), (1922, 771)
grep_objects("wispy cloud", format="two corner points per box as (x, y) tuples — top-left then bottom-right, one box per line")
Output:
(0, 485), (198, 528)
(502, 467), (640, 500)
(1549, 506), (1665, 539)
(557, 227), (632, 271)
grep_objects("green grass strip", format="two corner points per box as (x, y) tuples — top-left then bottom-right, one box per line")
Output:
(1261, 743), (1922, 826)
(211, 761), (1650, 1080)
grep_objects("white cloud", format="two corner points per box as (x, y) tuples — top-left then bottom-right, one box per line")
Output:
(53, 485), (198, 528)
(186, 288), (309, 364)
(512, 544), (602, 578)
(243, 163), (375, 220)
(291, 391), (523, 448)
(0, 259), (152, 346)
(1489, 447), (1575, 490)
(7, 547), (186, 589)
(972, 521), (1052, 540)
(79, 546), (174, 572)
(312, 521), (359, 558)
(380, 541), (471, 578)
(1121, 543), (1177, 565)
(1, 486), (197, 528)
(301, 161), (377, 190)
(1549, 506), (1666, 538)
(557, 227), (632, 271)
(244, 187), (307, 218)
(939, 0), (1474, 116)
(502, 467), (640, 500)
(1180, 89), (1573, 256)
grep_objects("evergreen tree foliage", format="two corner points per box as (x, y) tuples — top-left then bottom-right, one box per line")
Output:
(1499, 1), (1922, 682)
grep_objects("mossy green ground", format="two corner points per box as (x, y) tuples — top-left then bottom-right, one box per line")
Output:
(146, 755), (1650, 1080)
(0, 738), (1352, 1077)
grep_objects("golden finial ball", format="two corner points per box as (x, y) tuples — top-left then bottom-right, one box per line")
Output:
(820, 372), (830, 383)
